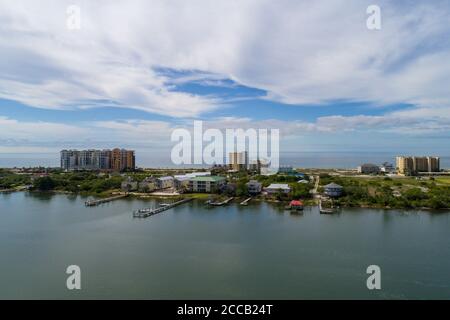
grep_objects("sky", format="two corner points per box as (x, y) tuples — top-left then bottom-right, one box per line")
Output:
(0, 0), (449, 166)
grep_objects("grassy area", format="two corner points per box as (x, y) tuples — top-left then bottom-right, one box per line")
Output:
(319, 174), (450, 209)
(435, 177), (450, 185)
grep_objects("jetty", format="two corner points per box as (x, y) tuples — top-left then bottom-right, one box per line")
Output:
(206, 197), (234, 206)
(240, 197), (252, 206)
(133, 198), (193, 218)
(85, 194), (129, 207)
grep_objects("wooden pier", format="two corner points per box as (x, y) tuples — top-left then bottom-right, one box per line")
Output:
(240, 197), (252, 206)
(206, 197), (234, 206)
(85, 194), (129, 207)
(319, 198), (335, 214)
(133, 198), (193, 218)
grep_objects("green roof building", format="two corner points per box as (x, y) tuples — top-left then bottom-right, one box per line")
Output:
(188, 176), (226, 193)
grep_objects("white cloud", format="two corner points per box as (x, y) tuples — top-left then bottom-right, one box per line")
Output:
(0, 0), (449, 118)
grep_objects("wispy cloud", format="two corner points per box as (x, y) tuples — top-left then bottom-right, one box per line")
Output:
(0, 0), (449, 118)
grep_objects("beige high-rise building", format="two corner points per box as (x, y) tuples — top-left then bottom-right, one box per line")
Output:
(396, 156), (440, 175)
(228, 151), (248, 171)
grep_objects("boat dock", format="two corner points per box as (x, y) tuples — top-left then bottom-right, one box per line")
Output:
(319, 198), (335, 214)
(206, 197), (234, 206)
(133, 198), (193, 218)
(240, 197), (252, 206)
(85, 194), (129, 207)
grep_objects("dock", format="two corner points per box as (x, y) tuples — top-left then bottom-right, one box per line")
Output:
(319, 198), (335, 214)
(85, 194), (129, 207)
(206, 197), (234, 206)
(133, 198), (193, 218)
(240, 197), (252, 206)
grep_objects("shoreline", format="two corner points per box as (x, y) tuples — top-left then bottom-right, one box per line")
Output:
(6, 190), (450, 211)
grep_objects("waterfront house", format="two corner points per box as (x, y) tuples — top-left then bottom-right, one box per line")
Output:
(289, 200), (304, 210)
(324, 183), (343, 197)
(174, 172), (211, 191)
(188, 176), (226, 193)
(121, 177), (138, 192)
(265, 183), (291, 194)
(246, 180), (262, 195)
(138, 177), (156, 192)
(156, 176), (174, 189)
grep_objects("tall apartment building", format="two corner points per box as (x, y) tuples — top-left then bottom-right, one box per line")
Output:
(228, 151), (248, 171)
(396, 156), (440, 175)
(60, 148), (135, 171)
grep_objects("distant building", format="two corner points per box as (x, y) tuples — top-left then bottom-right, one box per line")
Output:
(188, 176), (226, 193)
(396, 156), (440, 175)
(380, 162), (394, 173)
(248, 160), (261, 173)
(228, 151), (248, 171)
(259, 159), (272, 175)
(60, 148), (135, 171)
(278, 166), (295, 174)
(357, 163), (380, 174)
(265, 183), (291, 194)
(324, 183), (343, 197)
(156, 176), (174, 189)
(246, 180), (262, 195)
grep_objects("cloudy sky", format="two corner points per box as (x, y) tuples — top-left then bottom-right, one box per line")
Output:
(0, 0), (449, 165)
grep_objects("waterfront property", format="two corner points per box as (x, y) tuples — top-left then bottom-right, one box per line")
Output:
(138, 177), (156, 192)
(174, 172), (212, 190)
(323, 182), (343, 197)
(265, 183), (291, 194)
(156, 176), (174, 189)
(188, 176), (226, 193)
(246, 180), (262, 195)
(60, 148), (135, 171)
(288, 200), (304, 210)
(121, 177), (138, 192)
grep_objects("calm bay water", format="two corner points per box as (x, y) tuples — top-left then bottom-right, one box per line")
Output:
(0, 192), (449, 299)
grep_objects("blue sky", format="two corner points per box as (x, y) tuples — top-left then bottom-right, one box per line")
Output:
(0, 0), (449, 163)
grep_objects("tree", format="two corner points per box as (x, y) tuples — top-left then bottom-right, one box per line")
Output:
(34, 176), (56, 191)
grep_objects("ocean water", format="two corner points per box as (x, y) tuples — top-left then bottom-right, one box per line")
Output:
(1, 152), (449, 169)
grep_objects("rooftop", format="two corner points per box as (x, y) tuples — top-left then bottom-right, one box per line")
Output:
(324, 182), (343, 189)
(266, 183), (290, 190)
(190, 176), (226, 182)
(158, 176), (174, 181)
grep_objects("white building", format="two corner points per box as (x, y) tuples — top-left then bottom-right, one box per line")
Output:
(265, 183), (291, 194)
(156, 176), (174, 189)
